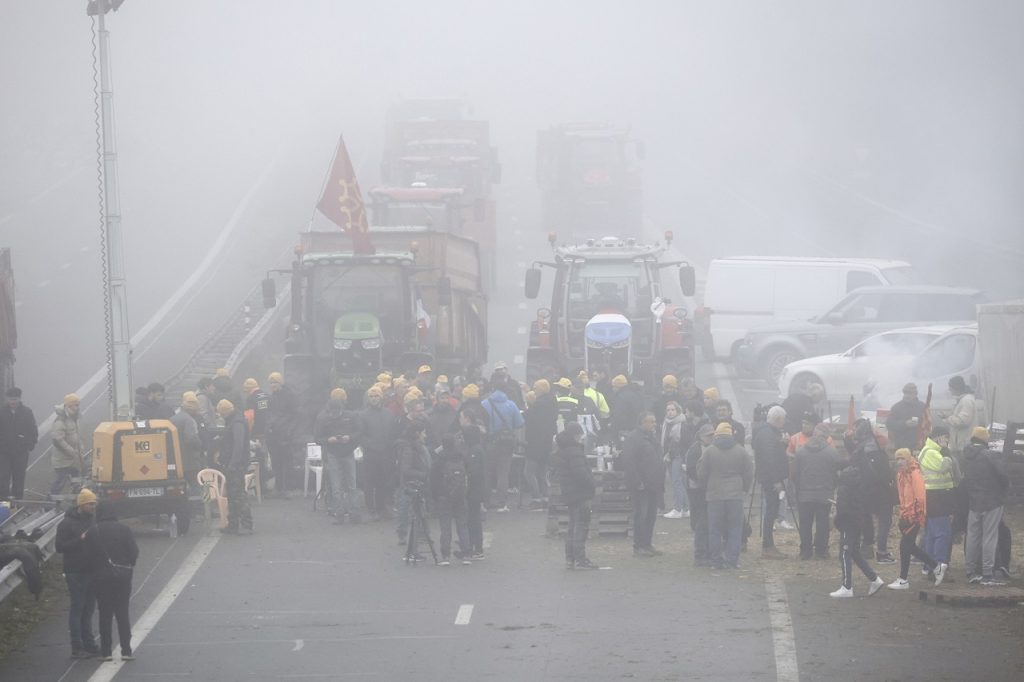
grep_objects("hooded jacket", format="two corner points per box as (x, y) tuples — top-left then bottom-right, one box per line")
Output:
(792, 436), (842, 504)
(945, 391), (978, 454)
(697, 433), (753, 502)
(482, 391), (524, 434)
(895, 455), (927, 528)
(622, 427), (663, 493)
(0, 402), (38, 456)
(919, 438), (956, 491)
(554, 430), (595, 505)
(170, 410), (202, 474)
(961, 442), (1009, 513)
(752, 421), (788, 486)
(51, 405), (84, 470)
(55, 505), (95, 574)
(85, 507), (139, 582)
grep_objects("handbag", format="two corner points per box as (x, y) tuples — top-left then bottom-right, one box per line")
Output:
(98, 531), (133, 581)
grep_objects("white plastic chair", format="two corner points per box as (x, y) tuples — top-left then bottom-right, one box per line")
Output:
(197, 468), (228, 529)
(245, 460), (262, 504)
(304, 443), (323, 498)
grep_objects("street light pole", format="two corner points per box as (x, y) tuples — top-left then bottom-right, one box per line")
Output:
(93, 0), (133, 420)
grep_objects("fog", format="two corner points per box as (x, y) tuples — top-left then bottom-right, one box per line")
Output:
(2, 1), (1023, 411)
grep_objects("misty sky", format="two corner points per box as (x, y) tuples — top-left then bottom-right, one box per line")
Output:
(2, 1), (1023, 298)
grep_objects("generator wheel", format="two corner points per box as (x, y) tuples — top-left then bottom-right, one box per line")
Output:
(175, 508), (191, 536)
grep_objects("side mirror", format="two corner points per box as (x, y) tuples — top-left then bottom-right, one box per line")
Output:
(678, 265), (696, 297)
(262, 278), (277, 308)
(525, 267), (542, 299)
(438, 276), (452, 307)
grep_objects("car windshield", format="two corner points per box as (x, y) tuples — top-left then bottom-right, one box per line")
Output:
(852, 332), (939, 357)
(311, 264), (406, 346)
(566, 260), (654, 320)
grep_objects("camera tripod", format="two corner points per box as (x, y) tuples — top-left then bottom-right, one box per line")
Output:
(404, 488), (438, 566)
(745, 480), (801, 539)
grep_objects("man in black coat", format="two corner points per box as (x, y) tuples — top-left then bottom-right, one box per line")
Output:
(266, 372), (299, 496)
(360, 385), (398, 520)
(0, 387), (38, 501)
(752, 405), (788, 558)
(524, 380), (558, 506)
(608, 375), (645, 444)
(85, 502), (139, 661)
(554, 423), (597, 569)
(217, 400), (253, 534)
(885, 383), (924, 451)
(55, 488), (99, 658)
(622, 413), (664, 557)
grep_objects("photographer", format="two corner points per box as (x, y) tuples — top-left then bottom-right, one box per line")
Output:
(396, 420), (431, 557)
(431, 435), (471, 565)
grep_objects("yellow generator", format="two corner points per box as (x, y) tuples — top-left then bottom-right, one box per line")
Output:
(91, 420), (191, 535)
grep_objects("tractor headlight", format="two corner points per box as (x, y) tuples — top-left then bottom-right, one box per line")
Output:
(334, 339), (353, 350)
(361, 338), (381, 350)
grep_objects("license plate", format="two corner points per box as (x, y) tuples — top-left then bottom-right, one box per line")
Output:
(126, 487), (164, 498)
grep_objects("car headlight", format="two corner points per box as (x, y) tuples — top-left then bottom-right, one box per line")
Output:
(334, 339), (353, 350)
(360, 338), (381, 350)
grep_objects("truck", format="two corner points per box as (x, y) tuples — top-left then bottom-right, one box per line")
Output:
(978, 300), (1024, 458)
(380, 100), (501, 288)
(0, 248), (14, 393)
(523, 234), (696, 387)
(536, 123), (644, 238)
(263, 227), (487, 406)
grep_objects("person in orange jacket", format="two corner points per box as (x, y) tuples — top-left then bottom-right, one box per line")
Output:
(888, 448), (946, 590)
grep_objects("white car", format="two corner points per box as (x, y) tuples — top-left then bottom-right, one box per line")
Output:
(777, 326), (953, 403)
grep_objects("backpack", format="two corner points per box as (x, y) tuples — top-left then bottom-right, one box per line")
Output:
(442, 458), (467, 499)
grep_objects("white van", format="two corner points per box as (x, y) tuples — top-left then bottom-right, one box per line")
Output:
(702, 257), (915, 359)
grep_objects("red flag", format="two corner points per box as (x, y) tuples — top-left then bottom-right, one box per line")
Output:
(917, 383), (933, 450)
(845, 395), (856, 436)
(316, 136), (375, 254)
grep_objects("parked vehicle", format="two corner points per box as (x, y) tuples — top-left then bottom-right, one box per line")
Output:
(736, 285), (985, 386)
(777, 326), (950, 403)
(702, 256), (915, 360)
(977, 301), (1024, 456)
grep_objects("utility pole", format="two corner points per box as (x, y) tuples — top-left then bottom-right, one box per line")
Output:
(90, 0), (133, 419)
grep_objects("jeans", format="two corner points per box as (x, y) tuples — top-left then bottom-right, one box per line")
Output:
(899, 524), (937, 579)
(226, 468), (253, 531)
(566, 501), (592, 563)
(96, 577), (132, 656)
(966, 506), (1003, 577)
(861, 500), (894, 554)
(65, 572), (96, 648)
(689, 488), (709, 563)
(762, 483), (781, 548)
(523, 457), (549, 501)
(632, 488), (659, 550)
(707, 498), (744, 567)
(436, 495), (470, 558)
(922, 516), (952, 564)
(487, 438), (515, 506)
(51, 466), (80, 495)
(0, 450), (29, 500)
(798, 501), (831, 557)
(839, 524), (878, 589)
(668, 458), (689, 512)
(325, 454), (360, 519)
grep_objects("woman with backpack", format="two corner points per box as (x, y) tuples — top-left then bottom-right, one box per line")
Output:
(84, 502), (139, 661)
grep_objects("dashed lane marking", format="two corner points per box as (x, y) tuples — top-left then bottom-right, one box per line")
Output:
(454, 604), (474, 625)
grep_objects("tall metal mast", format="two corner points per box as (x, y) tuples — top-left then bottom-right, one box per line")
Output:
(90, 0), (133, 419)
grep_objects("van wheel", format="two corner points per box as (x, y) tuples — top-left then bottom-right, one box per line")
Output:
(761, 348), (801, 388)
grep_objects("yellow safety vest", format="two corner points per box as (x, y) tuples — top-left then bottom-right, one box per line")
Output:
(918, 438), (955, 491)
(583, 387), (610, 419)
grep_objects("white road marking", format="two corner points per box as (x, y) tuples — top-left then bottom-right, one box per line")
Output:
(482, 531), (493, 549)
(764, 575), (800, 682)
(454, 604), (474, 625)
(292, 639), (305, 652)
(138, 635), (456, 648)
(86, 535), (220, 682)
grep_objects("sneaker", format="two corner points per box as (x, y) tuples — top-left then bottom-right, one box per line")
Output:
(968, 574), (983, 584)
(980, 576), (1008, 587)
(574, 559), (599, 570)
(875, 552), (896, 565)
(471, 552), (485, 561)
(403, 553), (425, 563)
(868, 576), (885, 596)
(71, 648), (92, 659)
(887, 578), (909, 590)
(645, 546), (663, 556)
(921, 567), (931, 576)
(121, 652), (135, 661)
(102, 655), (114, 662)
(994, 567), (1013, 580)
(438, 558), (451, 566)
(830, 586), (854, 598)
(461, 558), (472, 565)
(909, 556), (924, 565)
(495, 506), (510, 513)
(663, 509), (683, 519)
(777, 520), (795, 531)
(933, 563), (947, 586)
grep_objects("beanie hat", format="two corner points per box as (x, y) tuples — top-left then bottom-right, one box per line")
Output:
(437, 374), (449, 384)
(77, 488), (97, 507)
(330, 388), (347, 402)
(64, 393), (81, 406)
(533, 379), (551, 395)
(662, 374), (678, 389)
(215, 367), (230, 378)
(267, 372), (284, 385)
(5, 387), (22, 398)
(714, 422), (733, 437)
(242, 378), (259, 392)
(894, 448), (914, 462)
(948, 375), (969, 394)
(462, 383), (480, 399)
(181, 391), (200, 410)
(697, 423), (715, 438)
(366, 385), (384, 398)
(525, 390), (536, 405)
(971, 426), (990, 443)
(704, 387), (720, 401)
(612, 375), (628, 389)
(216, 399), (235, 416)
(418, 365), (432, 374)
(376, 372), (392, 385)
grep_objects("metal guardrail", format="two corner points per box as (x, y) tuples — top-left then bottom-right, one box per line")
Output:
(0, 507), (63, 604)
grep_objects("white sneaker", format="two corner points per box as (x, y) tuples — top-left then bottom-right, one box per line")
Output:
(933, 563), (947, 586)
(830, 586), (854, 598)
(663, 509), (683, 519)
(868, 576), (884, 596)
(887, 578), (909, 590)
(921, 567), (930, 576)
(777, 520), (795, 531)
(495, 506), (510, 513)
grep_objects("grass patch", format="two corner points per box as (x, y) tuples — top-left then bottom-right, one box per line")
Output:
(0, 557), (68, 661)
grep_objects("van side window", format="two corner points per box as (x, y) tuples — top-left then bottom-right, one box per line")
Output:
(914, 334), (976, 378)
(846, 270), (883, 293)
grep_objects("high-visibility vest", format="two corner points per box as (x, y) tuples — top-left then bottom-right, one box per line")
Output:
(918, 439), (955, 491)
(583, 387), (610, 419)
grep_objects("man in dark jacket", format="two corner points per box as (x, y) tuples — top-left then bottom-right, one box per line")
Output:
(555, 423), (597, 569)
(360, 385), (397, 520)
(714, 400), (746, 447)
(315, 389), (364, 524)
(752, 406), (788, 558)
(885, 383), (924, 451)
(0, 387), (38, 501)
(456, 414), (488, 559)
(524, 380), (558, 507)
(217, 399), (253, 534)
(622, 413), (664, 557)
(266, 372), (299, 496)
(831, 458), (883, 598)
(608, 375), (645, 444)
(431, 434), (471, 565)
(137, 382), (175, 420)
(698, 422), (754, 569)
(848, 419), (897, 563)
(793, 424), (843, 559)
(686, 423), (715, 566)
(55, 488), (99, 658)
(962, 427), (1010, 585)
(396, 420), (431, 554)
(84, 502), (139, 661)
(242, 378), (271, 440)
